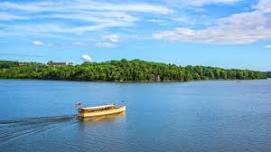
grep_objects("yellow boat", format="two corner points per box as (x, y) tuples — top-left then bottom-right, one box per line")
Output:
(77, 104), (126, 118)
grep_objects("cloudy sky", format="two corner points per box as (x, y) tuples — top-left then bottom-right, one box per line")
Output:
(0, 0), (271, 70)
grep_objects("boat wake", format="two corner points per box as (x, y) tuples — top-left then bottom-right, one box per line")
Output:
(0, 115), (77, 145)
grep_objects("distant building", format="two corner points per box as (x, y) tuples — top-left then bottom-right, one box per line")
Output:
(47, 61), (66, 66)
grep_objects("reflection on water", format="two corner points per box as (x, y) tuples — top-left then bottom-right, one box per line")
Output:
(79, 112), (126, 125)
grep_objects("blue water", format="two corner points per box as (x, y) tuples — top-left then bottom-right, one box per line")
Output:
(0, 79), (271, 152)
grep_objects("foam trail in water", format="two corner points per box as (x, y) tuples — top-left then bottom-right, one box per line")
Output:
(0, 115), (77, 144)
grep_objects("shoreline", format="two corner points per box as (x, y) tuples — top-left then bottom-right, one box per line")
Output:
(0, 78), (269, 84)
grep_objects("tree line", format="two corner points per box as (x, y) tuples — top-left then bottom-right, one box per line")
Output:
(0, 59), (268, 82)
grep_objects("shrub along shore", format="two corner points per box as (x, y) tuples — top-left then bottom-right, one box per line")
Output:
(0, 59), (268, 82)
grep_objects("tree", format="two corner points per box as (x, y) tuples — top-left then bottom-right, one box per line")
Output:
(0, 59), (267, 82)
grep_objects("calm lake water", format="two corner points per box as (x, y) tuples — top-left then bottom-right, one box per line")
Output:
(0, 79), (271, 152)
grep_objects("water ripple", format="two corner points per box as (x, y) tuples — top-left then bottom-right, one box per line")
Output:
(0, 115), (77, 145)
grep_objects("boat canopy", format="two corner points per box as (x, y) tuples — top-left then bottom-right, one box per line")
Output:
(80, 104), (115, 110)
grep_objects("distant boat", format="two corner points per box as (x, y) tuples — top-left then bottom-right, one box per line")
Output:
(77, 104), (126, 118)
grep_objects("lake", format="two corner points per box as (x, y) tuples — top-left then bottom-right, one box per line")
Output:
(0, 79), (271, 152)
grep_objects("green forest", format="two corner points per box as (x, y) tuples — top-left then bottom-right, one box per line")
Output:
(0, 59), (268, 82)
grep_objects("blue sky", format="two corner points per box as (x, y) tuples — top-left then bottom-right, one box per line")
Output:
(0, 0), (271, 71)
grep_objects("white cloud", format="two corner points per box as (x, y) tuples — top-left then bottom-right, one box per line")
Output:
(1, 21), (132, 36)
(0, 1), (172, 36)
(170, 0), (241, 7)
(264, 45), (271, 49)
(255, 0), (271, 13)
(102, 35), (120, 43)
(153, 0), (271, 44)
(172, 15), (210, 25)
(32, 40), (44, 47)
(81, 54), (92, 62)
(147, 19), (166, 23)
(0, 12), (29, 21)
(45, 12), (138, 25)
(96, 34), (121, 48)
(0, 1), (172, 14)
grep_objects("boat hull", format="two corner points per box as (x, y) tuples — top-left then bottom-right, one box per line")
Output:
(78, 106), (126, 118)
